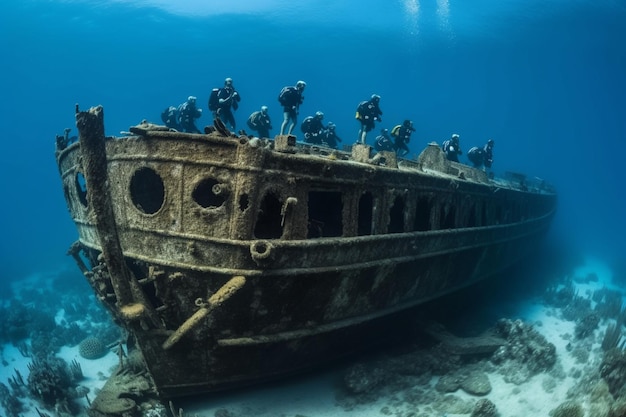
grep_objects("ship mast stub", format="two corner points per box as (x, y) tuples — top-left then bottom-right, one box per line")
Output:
(75, 105), (161, 328)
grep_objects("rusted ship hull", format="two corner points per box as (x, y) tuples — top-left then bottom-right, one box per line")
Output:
(55, 106), (556, 399)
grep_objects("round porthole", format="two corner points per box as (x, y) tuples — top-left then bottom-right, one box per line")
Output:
(130, 167), (165, 214)
(193, 178), (228, 209)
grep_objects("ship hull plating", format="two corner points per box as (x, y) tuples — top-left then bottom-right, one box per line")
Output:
(55, 106), (556, 399)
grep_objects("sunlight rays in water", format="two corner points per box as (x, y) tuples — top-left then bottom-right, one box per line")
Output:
(403, 0), (420, 35)
(402, 0), (455, 42)
(437, 0), (456, 41)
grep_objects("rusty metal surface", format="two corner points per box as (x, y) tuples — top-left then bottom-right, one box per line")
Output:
(55, 108), (557, 401)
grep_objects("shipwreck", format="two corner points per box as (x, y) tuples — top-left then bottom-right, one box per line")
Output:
(54, 105), (556, 411)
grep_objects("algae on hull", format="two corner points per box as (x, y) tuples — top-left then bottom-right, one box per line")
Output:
(55, 106), (556, 405)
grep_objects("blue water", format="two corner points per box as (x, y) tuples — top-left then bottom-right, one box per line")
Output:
(0, 0), (625, 281)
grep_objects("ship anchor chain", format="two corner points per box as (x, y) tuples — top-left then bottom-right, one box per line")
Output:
(162, 275), (246, 350)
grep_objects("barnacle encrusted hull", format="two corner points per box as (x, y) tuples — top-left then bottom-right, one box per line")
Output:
(55, 106), (556, 399)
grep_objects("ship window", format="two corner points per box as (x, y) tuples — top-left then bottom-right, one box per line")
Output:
(75, 172), (88, 207)
(495, 204), (503, 224)
(239, 193), (249, 212)
(130, 167), (165, 215)
(440, 204), (456, 229)
(357, 192), (373, 236)
(193, 178), (227, 209)
(308, 191), (343, 238)
(254, 192), (283, 239)
(467, 205), (477, 228)
(388, 195), (405, 233)
(414, 196), (431, 231)
(481, 202), (488, 226)
(513, 203), (521, 222)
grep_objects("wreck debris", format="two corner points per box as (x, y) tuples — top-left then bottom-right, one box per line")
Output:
(162, 275), (246, 350)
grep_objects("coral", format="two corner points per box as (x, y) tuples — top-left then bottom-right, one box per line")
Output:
(431, 394), (473, 414)
(586, 380), (613, 417)
(610, 397), (626, 417)
(0, 382), (23, 417)
(143, 403), (168, 417)
(25, 355), (88, 415)
(78, 336), (108, 359)
(30, 329), (65, 358)
(436, 369), (492, 396)
(435, 373), (462, 393)
(27, 356), (73, 407)
(470, 398), (497, 417)
(570, 344), (591, 363)
(561, 296), (593, 322)
(460, 370), (491, 396)
(343, 363), (386, 395)
(544, 283), (577, 308)
(491, 319), (557, 384)
(58, 322), (88, 347)
(600, 348), (626, 396)
(549, 401), (584, 417)
(593, 287), (624, 320)
(69, 359), (84, 381)
(574, 312), (600, 339)
(602, 322), (625, 352)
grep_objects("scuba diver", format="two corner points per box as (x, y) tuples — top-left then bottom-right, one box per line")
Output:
(320, 122), (342, 149)
(442, 133), (462, 162)
(278, 80), (306, 135)
(161, 106), (181, 130)
(208, 77), (240, 131)
(391, 119), (415, 157)
(468, 139), (495, 170)
(374, 128), (395, 152)
(177, 96), (202, 133)
(247, 105), (273, 138)
(355, 94), (383, 144)
(301, 111), (325, 144)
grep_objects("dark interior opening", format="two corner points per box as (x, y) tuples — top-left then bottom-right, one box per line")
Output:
(192, 178), (227, 209)
(440, 203), (456, 229)
(308, 191), (343, 238)
(467, 205), (477, 228)
(358, 192), (373, 236)
(481, 202), (488, 226)
(388, 195), (405, 233)
(239, 193), (249, 212)
(495, 204), (503, 225)
(75, 172), (88, 208)
(254, 192), (283, 239)
(130, 167), (165, 214)
(414, 196), (431, 231)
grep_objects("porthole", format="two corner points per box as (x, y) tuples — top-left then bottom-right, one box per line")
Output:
(130, 167), (165, 214)
(193, 178), (228, 209)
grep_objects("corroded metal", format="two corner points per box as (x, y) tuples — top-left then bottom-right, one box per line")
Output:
(55, 107), (557, 410)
